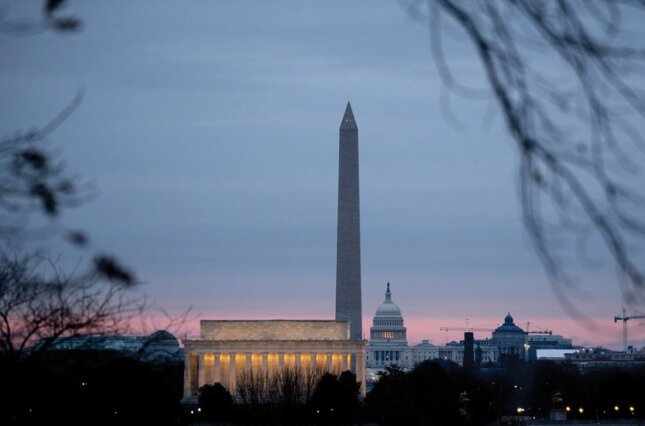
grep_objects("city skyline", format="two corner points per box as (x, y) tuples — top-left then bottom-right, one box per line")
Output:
(1, 2), (643, 350)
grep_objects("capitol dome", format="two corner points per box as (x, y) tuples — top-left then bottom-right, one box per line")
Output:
(375, 284), (403, 316)
(369, 283), (407, 345)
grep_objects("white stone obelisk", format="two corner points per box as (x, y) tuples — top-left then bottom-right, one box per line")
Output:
(335, 102), (362, 341)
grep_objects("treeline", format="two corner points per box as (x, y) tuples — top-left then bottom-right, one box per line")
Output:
(0, 349), (184, 425)
(194, 360), (645, 425)
(365, 360), (645, 425)
(2, 351), (645, 425)
(196, 369), (360, 425)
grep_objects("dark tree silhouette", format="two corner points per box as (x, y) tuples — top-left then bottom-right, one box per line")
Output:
(198, 383), (234, 422)
(0, 0), (81, 35)
(364, 362), (467, 425)
(0, 1), (166, 364)
(400, 0), (645, 318)
(0, 349), (184, 425)
(363, 360), (645, 423)
(0, 251), (141, 361)
(0, 90), (86, 240)
(1, 2), (200, 368)
(309, 372), (361, 424)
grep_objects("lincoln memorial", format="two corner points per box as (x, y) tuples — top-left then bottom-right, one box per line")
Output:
(182, 320), (367, 402)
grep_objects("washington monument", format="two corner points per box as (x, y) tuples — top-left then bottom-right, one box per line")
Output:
(335, 102), (362, 341)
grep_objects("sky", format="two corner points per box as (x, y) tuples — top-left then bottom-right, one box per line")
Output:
(1, 1), (644, 349)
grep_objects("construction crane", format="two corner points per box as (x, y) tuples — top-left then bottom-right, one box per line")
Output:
(439, 327), (494, 344)
(525, 322), (552, 335)
(439, 327), (494, 332)
(614, 308), (645, 351)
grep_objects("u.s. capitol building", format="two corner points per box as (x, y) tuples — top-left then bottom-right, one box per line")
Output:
(366, 283), (572, 371)
(366, 283), (498, 369)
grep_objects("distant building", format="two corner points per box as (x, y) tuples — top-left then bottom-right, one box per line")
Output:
(527, 333), (574, 361)
(37, 330), (181, 362)
(564, 346), (645, 370)
(489, 313), (574, 362)
(491, 313), (528, 361)
(535, 349), (579, 361)
(409, 340), (436, 366)
(410, 339), (500, 366)
(527, 333), (573, 349)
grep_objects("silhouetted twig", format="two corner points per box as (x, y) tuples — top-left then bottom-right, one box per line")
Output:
(401, 0), (645, 320)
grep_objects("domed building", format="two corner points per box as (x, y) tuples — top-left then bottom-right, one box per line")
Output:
(491, 312), (527, 360)
(39, 330), (182, 363)
(370, 283), (407, 343)
(366, 283), (411, 368)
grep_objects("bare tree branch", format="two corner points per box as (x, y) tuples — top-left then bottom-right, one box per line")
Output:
(0, 251), (143, 360)
(0, 0), (81, 35)
(400, 0), (645, 320)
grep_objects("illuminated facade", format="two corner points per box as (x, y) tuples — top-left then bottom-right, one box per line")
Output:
(182, 320), (367, 402)
(366, 283), (411, 368)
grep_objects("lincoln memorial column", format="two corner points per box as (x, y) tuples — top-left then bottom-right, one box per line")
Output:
(278, 353), (285, 371)
(341, 352), (348, 372)
(229, 353), (237, 392)
(295, 353), (301, 370)
(326, 353), (333, 372)
(245, 352), (252, 372)
(213, 353), (221, 384)
(183, 353), (197, 398)
(311, 353), (317, 370)
(197, 354), (207, 389)
(261, 353), (269, 375)
(204, 354), (215, 385)
(357, 353), (366, 396)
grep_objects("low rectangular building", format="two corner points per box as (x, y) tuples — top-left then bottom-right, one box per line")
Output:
(182, 320), (367, 402)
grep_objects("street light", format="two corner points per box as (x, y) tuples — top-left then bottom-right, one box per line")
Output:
(578, 407), (584, 414)
(615, 405), (620, 412)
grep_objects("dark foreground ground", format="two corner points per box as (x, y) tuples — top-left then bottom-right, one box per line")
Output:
(2, 351), (644, 425)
